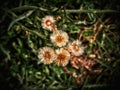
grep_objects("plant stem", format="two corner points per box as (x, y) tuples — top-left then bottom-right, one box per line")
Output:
(61, 9), (119, 13)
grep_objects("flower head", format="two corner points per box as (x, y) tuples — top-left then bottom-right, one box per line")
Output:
(50, 30), (69, 47)
(55, 48), (70, 66)
(41, 15), (56, 31)
(38, 47), (56, 64)
(68, 40), (84, 56)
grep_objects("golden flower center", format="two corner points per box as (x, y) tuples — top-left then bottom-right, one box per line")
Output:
(55, 35), (64, 43)
(57, 53), (66, 61)
(72, 43), (79, 51)
(44, 51), (51, 60)
(45, 19), (52, 26)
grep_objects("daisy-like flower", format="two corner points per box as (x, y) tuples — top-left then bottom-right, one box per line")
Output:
(68, 40), (84, 56)
(38, 47), (56, 64)
(55, 48), (70, 66)
(41, 15), (56, 31)
(50, 30), (69, 47)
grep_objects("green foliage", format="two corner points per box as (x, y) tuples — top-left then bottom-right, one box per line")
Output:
(0, 0), (120, 90)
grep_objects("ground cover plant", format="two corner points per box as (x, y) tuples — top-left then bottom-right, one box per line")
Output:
(0, 0), (120, 90)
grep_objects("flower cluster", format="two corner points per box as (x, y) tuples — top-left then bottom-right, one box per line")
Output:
(38, 15), (85, 67)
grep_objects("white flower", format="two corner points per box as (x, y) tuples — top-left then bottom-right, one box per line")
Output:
(55, 48), (70, 66)
(50, 30), (69, 47)
(41, 16), (56, 31)
(68, 40), (84, 56)
(38, 47), (56, 64)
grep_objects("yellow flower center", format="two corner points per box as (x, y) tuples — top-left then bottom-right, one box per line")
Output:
(55, 35), (64, 43)
(72, 43), (79, 51)
(44, 51), (51, 60)
(45, 19), (52, 26)
(57, 53), (66, 62)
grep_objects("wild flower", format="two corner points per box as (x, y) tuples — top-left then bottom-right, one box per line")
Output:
(38, 47), (56, 64)
(41, 15), (57, 31)
(55, 48), (70, 66)
(67, 40), (84, 56)
(50, 30), (69, 47)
